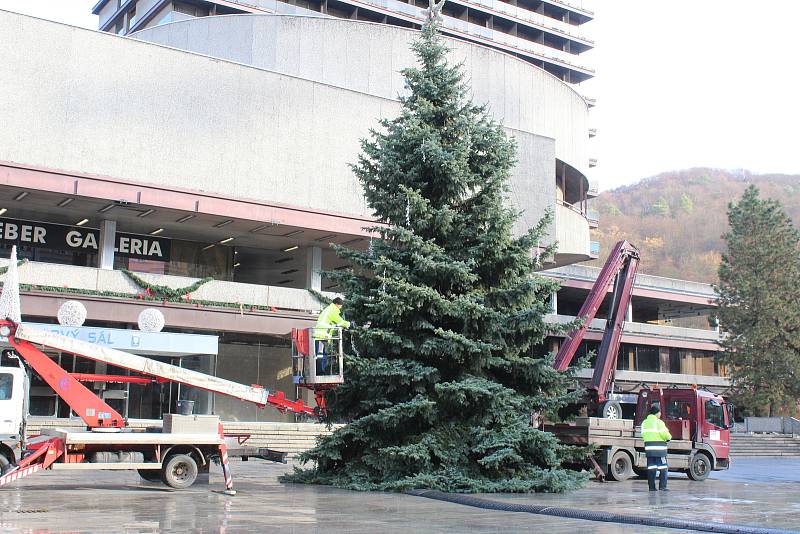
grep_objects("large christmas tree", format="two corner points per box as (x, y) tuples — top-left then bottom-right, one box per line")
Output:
(716, 186), (800, 417)
(283, 15), (586, 493)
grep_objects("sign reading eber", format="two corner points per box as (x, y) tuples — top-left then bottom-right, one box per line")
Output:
(0, 218), (171, 261)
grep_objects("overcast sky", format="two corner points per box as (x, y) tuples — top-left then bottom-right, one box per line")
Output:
(1, 0), (798, 191)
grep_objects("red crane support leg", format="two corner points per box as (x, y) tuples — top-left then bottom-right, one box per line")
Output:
(8, 337), (125, 428)
(0, 437), (63, 487)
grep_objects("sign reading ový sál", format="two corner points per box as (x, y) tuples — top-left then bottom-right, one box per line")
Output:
(0, 218), (171, 261)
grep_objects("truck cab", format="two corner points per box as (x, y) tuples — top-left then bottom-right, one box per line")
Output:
(0, 359), (26, 472)
(635, 387), (732, 476)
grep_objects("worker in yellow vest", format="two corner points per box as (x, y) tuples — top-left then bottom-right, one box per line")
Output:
(314, 297), (350, 373)
(642, 404), (672, 491)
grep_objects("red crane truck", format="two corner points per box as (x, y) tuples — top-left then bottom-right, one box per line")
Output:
(0, 318), (341, 494)
(546, 241), (733, 482)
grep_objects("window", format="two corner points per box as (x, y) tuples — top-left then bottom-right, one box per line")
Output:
(0, 373), (12, 400)
(174, 1), (210, 17)
(664, 400), (693, 420)
(616, 344), (634, 370)
(705, 400), (725, 428)
(635, 346), (660, 373)
(127, 7), (137, 30)
(668, 348), (681, 374)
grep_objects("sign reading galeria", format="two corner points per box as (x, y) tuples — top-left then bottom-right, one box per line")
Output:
(0, 218), (171, 261)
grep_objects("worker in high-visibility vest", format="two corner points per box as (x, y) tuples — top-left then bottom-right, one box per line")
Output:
(642, 404), (672, 491)
(313, 297), (350, 373)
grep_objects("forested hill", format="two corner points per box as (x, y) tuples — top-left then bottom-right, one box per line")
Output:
(590, 168), (800, 283)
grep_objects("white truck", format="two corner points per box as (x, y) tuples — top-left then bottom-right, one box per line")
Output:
(0, 321), (341, 493)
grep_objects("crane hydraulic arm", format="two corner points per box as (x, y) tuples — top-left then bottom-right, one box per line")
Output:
(552, 240), (640, 409)
(0, 320), (322, 429)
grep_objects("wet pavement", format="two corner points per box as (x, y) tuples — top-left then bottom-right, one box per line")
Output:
(0, 458), (797, 533)
(483, 458), (800, 531)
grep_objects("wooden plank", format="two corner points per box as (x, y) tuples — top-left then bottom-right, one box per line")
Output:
(587, 437), (639, 448)
(587, 429), (624, 438)
(586, 417), (633, 430)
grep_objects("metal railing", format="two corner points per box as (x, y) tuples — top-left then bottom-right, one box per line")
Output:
(346, 0), (595, 73)
(734, 417), (800, 435)
(450, 0), (594, 42)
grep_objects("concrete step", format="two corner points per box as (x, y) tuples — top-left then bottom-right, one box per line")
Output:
(730, 435), (800, 457)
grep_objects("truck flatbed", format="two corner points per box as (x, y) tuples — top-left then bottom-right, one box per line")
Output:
(545, 417), (726, 481)
(41, 428), (223, 446)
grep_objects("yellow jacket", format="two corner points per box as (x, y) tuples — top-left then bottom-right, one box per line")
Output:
(314, 303), (350, 339)
(641, 414), (672, 443)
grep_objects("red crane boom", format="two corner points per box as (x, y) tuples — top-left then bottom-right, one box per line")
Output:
(553, 240), (640, 414)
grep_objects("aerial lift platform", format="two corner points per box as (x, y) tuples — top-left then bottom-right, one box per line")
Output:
(0, 247), (342, 493)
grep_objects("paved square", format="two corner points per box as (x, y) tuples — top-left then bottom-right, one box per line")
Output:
(1, 458), (798, 533)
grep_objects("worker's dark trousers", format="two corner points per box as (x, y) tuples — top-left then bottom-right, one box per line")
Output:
(314, 340), (329, 374)
(646, 455), (668, 490)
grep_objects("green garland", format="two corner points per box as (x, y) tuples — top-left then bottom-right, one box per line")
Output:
(15, 282), (286, 314)
(121, 268), (212, 298)
(0, 263), (308, 315)
(307, 288), (332, 306)
(0, 259), (28, 276)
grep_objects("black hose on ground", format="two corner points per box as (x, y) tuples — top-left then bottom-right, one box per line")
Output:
(404, 489), (797, 534)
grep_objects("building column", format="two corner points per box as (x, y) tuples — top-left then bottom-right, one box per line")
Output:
(625, 301), (633, 322)
(99, 219), (116, 270)
(305, 246), (322, 291)
(550, 291), (558, 314)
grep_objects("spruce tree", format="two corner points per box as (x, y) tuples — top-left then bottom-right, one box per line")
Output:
(716, 186), (800, 416)
(283, 18), (586, 493)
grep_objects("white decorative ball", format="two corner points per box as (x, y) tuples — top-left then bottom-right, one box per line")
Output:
(138, 308), (165, 332)
(57, 300), (87, 327)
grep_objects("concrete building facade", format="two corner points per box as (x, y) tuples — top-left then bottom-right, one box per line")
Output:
(1, 6), (727, 435)
(1, 8), (597, 423)
(92, 0), (595, 83)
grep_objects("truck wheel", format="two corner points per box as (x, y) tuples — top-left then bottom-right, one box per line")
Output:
(686, 453), (711, 481)
(0, 453), (11, 476)
(138, 469), (162, 482)
(161, 454), (198, 489)
(608, 451), (633, 481)
(600, 401), (622, 419)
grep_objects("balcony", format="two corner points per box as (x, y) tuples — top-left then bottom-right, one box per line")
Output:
(545, 314), (721, 347)
(587, 210), (599, 229)
(573, 368), (730, 389)
(0, 259), (331, 334)
(544, 0), (594, 19)
(553, 201), (591, 266)
(448, 0), (594, 46)
(545, 264), (719, 302)
(346, 0), (594, 78)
